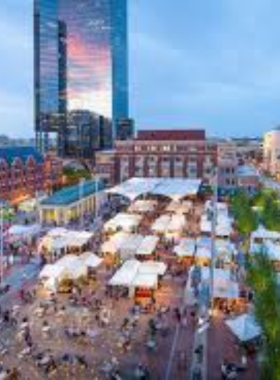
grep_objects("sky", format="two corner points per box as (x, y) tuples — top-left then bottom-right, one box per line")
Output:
(1, 0), (280, 138)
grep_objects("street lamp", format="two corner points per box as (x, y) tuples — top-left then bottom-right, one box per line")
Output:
(0, 200), (5, 285)
(210, 168), (218, 316)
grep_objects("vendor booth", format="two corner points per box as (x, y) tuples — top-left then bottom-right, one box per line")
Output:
(104, 213), (142, 233)
(108, 259), (167, 303)
(174, 238), (196, 265)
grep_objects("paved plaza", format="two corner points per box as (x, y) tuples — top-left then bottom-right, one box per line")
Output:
(0, 193), (260, 379)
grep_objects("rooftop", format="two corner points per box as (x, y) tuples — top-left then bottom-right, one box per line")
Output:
(136, 129), (206, 141)
(0, 146), (43, 166)
(41, 179), (104, 207)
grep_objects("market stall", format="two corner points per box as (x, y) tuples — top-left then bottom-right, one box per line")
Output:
(108, 259), (167, 302)
(173, 238), (196, 264)
(135, 236), (159, 259)
(128, 200), (157, 214)
(104, 213), (142, 233)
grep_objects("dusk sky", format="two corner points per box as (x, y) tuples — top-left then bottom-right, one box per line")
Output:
(1, 0), (280, 138)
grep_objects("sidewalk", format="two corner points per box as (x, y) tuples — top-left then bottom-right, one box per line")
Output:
(186, 282), (208, 380)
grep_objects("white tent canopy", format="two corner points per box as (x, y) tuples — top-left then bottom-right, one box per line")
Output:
(152, 215), (186, 234)
(187, 266), (239, 300)
(251, 225), (280, 242)
(132, 273), (158, 288)
(119, 234), (144, 259)
(196, 236), (212, 249)
(8, 224), (41, 239)
(101, 232), (130, 255)
(136, 236), (159, 256)
(260, 241), (280, 261)
(109, 259), (167, 288)
(200, 215), (232, 237)
(104, 213), (142, 232)
(226, 314), (261, 342)
(78, 252), (103, 268)
(138, 261), (167, 276)
(106, 177), (202, 201)
(167, 215), (186, 232)
(39, 252), (103, 284)
(196, 246), (212, 261)
(174, 238), (196, 258)
(128, 200), (157, 214)
(38, 229), (93, 253)
(166, 200), (193, 214)
(151, 215), (171, 233)
(109, 260), (140, 286)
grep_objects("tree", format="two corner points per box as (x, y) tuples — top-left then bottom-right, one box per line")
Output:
(247, 252), (280, 380)
(262, 196), (280, 232)
(231, 190), (258, 236)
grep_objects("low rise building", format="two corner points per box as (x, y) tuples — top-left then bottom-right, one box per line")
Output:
(0, 147), (62, 203)
(96, 129), (218, 186)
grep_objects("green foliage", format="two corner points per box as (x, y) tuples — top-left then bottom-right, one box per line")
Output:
(231, 190), (258, 235)
(247, 252), (280, 380)
(63, 167), (91, 184)
(262, 196), (280, 232)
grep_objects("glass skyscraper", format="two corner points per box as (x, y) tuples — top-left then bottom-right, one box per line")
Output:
(34, 0), (129, 157)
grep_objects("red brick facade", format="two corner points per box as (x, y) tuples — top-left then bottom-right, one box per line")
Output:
(96, 130), (218, 186)
(0, 153), (63, 204)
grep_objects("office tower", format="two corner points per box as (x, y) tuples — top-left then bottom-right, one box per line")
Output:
(34, 0), (128, 157)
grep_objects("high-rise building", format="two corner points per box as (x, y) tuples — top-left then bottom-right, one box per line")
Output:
(34, 0), (128, 158)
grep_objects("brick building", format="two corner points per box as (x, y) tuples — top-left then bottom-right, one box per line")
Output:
(96, 129), (218, 186)
(0, 147), (62, 203)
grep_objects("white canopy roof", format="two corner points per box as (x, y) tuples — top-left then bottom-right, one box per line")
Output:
(187, 266), (239, 299)
(109, 259), (167, 288)
(39, 254), (88, 281)
(226, 314), (261, 342)
(251, 225), (280, 241)
(261, 241), (280, 261)
(151, 215), (171, 233)
(128, 200), (157, 214)
(196, 236), (212, 249)
(200, 215), (232, 237)
(196, 246), (212, 260)
(119, 234), (144, 259)
(132, 273), (158, 288)
(152, 214), (186, 234)
(39, 229), (93, 253)
(101, 232), (130, 254)
(78, 252), (103, 268)
(174, 238), (196, 257)
(138, 261), (167, 276)
(166, 200), (193, 214)
(8, 224), (41, 238)
(104, 213), (142, 232)
(136, 235), (159, 256)
(109, 259), (140, 286)
(106, 177), (202, 201)
(167, 215), (186, 232)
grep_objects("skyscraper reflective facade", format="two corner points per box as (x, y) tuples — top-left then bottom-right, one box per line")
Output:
(34, 0), (129, 157)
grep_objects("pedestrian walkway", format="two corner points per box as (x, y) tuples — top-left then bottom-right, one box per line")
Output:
(185, 280), (208, 380)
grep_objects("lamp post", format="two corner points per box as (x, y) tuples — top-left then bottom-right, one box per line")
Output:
(210, 168), (218, 316)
